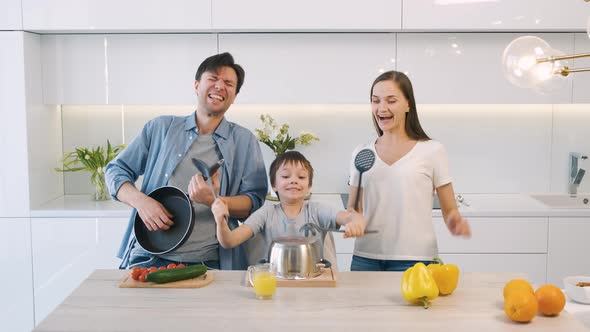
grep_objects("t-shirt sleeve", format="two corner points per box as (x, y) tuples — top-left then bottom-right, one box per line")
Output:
(244, 204), (270, 236)
(348, 144), (364, 187)
(432, 142), (452, 188)
(314, 202), (338, 230)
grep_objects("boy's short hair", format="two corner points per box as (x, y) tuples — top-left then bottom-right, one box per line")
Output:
(269, 151), (314, 188)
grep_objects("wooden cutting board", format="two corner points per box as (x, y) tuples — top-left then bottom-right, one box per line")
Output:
(245, 267), (336, 288)
(118, 271), (214, 288)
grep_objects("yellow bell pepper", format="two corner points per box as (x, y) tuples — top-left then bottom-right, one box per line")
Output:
(427, 258), (459, 295)
(401, 262), (439, 309)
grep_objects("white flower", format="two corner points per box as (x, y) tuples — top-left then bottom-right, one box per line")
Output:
(85, 154), (90, 160)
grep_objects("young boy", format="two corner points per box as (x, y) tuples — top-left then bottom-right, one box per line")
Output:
(211, 151), (367, 265)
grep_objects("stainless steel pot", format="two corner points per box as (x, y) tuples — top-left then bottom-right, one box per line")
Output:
(267, 224), (332, 280)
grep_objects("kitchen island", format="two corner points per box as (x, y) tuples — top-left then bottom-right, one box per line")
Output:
(34, 270), (589, 331)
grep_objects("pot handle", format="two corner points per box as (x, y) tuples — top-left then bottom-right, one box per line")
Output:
(316, 258), (332, 269)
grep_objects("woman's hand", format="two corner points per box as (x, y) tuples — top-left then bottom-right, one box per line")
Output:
(446, 210), (471, 237)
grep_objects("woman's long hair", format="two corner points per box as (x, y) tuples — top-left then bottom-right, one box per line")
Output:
(370, 71), (430, 140)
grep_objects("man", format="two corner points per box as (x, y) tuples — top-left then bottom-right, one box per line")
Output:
(106, 52), (268, 270)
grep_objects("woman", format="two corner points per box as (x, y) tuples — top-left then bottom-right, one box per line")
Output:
(347, 70), (471, 272)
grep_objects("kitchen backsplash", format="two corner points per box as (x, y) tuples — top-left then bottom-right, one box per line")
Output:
(58, 104), (590, 196)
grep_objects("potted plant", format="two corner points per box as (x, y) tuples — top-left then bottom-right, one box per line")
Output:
(56, 140), (126, 201)
(255, 114), (319, 200)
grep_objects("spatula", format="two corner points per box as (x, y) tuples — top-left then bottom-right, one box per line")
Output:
(191, 158), (224, 200)
(353, 149), (375, 211)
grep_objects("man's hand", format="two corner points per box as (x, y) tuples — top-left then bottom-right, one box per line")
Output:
(188, 170), (220, 206)
(135, 195), (174, 231)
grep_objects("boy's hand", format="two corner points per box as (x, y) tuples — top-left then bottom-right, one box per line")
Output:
(343, 212), (367, 239)
(211, 197), (229, 224)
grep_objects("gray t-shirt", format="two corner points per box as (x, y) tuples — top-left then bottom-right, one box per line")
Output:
(132, 133), (222, 263)
(244, 201), (339, 267)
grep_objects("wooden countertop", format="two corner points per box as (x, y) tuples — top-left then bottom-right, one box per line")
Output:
(34, 270), (589, 332)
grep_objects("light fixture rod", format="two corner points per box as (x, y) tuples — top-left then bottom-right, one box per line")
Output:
(554, 66), (590, 77)
(537, 52), (590, 63)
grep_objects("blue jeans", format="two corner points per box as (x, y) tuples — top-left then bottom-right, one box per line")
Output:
(350, 255), (434, 272)
(128, 253), (219, 270)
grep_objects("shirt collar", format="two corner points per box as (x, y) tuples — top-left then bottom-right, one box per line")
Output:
(184, 111), (229, 140)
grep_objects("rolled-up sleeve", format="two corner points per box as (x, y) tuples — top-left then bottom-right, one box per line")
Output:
(105, 120), (153, 200)
(238, 135), (268, 214)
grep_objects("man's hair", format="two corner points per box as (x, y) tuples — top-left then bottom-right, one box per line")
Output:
(269, 151), (314, 188)
(195, 52), (245, 94)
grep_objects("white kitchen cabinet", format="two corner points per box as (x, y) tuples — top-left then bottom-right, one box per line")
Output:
(547, 217), (590, 286)
(396, 33), (574, 103)
(0, 31), (31, 217)
(436, 217), (548, 286)
(0, 0), (23, 30)
(219, 33), (396, 103)
(434, 217), (548, 253)
(107, 34), (217, 104)
(0, 218), (34, 332)
(333, 237), (355, 272)
(22, 0), (211, 32)
(404, 0), (589, 31)
(336, 254), (353, 272)
(41, 35), (107, 104)
(439, 254), (547, 288)
(572, 33), (590, 103)
(212, 0), (401, 31)
(31, 217), (128, 324)
(41, 34), (217, 105)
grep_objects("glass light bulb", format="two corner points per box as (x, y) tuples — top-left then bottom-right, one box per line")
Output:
(533, 48), (570, 95)
(502, 36), (552, 89)
(502, 36), (569, 94)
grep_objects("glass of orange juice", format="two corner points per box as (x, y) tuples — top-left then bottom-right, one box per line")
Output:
(247, 263), (277, 300)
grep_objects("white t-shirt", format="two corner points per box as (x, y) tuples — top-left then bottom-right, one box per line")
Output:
(348, 139), (452, 261)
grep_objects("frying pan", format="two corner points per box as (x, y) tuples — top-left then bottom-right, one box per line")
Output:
(134, 159), (224, 255)
(134, 186), (194, 255)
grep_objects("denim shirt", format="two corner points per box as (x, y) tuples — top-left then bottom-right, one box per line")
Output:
(105, 112), (268, 270)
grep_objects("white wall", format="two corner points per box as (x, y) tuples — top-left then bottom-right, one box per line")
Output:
(59, 103), (589, 196)
(24, 33), (64, 208)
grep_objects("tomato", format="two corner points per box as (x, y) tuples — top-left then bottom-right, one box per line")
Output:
(130, 269), (141, 280)
(158, 266), (166, 270)
(167, 263), (177, 269)
(148, 266), (158, 273)
(176, 263), (186, 268)
(138, 273), (147, 282)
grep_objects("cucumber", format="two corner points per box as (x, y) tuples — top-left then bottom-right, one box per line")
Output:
(146, 264), (207, 284)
